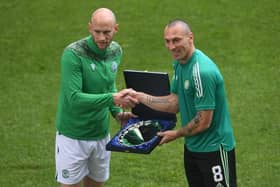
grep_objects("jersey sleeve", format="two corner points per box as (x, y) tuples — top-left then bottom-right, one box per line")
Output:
(60, 49), (115, 110)
(109, 45), (123, 117)
(171, 62), (178, 94)
(109, 82), (123, 117)
(192, 63), (216, 111)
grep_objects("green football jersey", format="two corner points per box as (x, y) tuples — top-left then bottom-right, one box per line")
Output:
(56, 36), (122, 140)
(171, 49), (235, 152)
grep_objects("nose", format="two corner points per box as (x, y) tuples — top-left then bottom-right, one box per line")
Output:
(98, 33), (106, 41)
(167, 42), (176, 51)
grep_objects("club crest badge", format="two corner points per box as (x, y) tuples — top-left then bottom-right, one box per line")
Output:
(62, 169), (70, 179)
(90, 63), (96, 71)
(111, 61), (118, 72)
(184, 80), (190, 90)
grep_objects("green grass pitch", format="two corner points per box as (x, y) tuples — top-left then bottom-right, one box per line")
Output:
(0, 0), (279, 186)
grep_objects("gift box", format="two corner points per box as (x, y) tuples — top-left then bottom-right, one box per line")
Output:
(106, 70), (177, 154)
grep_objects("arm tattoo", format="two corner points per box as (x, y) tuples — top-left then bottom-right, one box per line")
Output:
(194, 112), (201, 124)
(146, 95), (152, 105)
(186, 112), (202, 135)
(146, 95), (170, 105)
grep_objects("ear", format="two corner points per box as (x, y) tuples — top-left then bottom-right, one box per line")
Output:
(114, 24), (119, 34)
(187, 32), (194, 44)
(189, 32), (194, 40)
(88, 22), (93, 32)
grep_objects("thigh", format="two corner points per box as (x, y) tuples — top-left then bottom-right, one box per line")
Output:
(194, 147), (237, 187)
(87, 135), (111, 183)
(55, 133), (90, 185)
(184, 146), (205, 187)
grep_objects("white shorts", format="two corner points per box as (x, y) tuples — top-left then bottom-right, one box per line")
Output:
(55, 132), (111, 185)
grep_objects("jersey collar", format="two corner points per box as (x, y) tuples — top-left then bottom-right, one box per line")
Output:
(86, 36), (107, 58)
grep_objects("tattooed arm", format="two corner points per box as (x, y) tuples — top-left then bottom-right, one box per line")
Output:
(158, 110), (213, 144)
(133, 92), (179, 114)
(177, 110), (213, 137)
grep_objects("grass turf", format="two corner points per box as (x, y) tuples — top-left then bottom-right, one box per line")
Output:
(0, 0), (279, 186)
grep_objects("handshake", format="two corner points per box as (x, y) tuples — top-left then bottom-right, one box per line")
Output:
(113, 88), (141, 109)
(113, 88), (179, 145)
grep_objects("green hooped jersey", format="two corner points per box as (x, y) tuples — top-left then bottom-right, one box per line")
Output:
(56, 36), (122, 140)
(171, 49), (235, 152)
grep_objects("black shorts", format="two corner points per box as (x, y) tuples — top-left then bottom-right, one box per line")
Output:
(184, 145), (237, 187)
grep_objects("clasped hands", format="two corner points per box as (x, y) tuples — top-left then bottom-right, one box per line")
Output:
(113, 88), (139, 125)
(113, 88), (178, 145)
(113, 88), (139, 109)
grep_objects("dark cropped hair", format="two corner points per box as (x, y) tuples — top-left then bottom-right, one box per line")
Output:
(166, 19), (191, 33)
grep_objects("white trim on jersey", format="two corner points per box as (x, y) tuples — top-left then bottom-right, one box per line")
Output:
(193, 62), (203, 98)
(220, 146), (230, 187)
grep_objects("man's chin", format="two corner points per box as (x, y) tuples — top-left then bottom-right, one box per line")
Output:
(172, 55), (181, 61)
(97, 43), (109, 49)
(97, 45), (107, 49)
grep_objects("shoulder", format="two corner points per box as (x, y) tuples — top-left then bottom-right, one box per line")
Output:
(195, 49), (214, 65)
(63, 37), (89, 56)
(107, 41), (122, 57)
(191, 51), (224, 85)
(194, 50), (219, 74)
(59, 38), (89, 65)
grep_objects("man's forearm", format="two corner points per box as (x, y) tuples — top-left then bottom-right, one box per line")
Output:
(137, 92), (178, 114)
(176, 111), (212, 137)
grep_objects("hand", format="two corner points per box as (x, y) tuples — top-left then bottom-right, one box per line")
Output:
(126, 90), (143, 102)
(116, 112), (138, 126)
(113, 89), (139, 109)
(157, 130), (179, 145)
